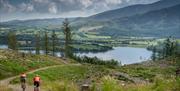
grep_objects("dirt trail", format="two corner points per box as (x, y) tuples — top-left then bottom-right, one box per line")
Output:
(0, 64), (81, 91)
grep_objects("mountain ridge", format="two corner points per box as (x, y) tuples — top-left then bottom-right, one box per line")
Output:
(89, 0), (180, 20)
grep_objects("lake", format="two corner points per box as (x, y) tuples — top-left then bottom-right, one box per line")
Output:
(0, 45), (152, 65)
(76, 47), (152, 65)
(0, 45), (8, 49)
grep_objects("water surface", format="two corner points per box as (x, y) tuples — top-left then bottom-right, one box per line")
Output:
(76, 47), (152, 65)
(0, 45), (152, 64)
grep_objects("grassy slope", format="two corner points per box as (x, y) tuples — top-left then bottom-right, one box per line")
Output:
(11, 64), (110, 86)
(11, 57), (180, 91)
(117, 61), (176, 81)
(0, 49), (64, 80)
(0, 85), (12, 91)
(1, 49), (179, 91)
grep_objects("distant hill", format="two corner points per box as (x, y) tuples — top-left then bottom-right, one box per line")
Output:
(97, 4), (180, 38)
(89, 0), (180, 20)
(0, 18), (77, 27)
(72, 0), (180, 38)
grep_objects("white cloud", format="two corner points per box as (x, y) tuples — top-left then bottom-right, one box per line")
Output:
(105, 0), (122, 5)
(19, 3), (34, 12)
(0, 0), (16, 13)
(81, 0), (93, 7)
(48, 2), (58, 14)
(26, 4), (34, 12)
(33, 0), (49, 3)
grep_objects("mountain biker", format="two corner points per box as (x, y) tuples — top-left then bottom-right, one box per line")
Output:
(33, 74), (41, 89)
(20, 73), (26, 91)
(20, 73), (26, 83)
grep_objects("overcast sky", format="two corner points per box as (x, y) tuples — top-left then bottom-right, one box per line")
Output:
(0, 0), (160, 22)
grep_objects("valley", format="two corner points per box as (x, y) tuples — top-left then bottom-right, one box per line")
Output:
(0, 0), (180, 91)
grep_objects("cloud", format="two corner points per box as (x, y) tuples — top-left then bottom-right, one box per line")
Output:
(0, 0), (16, 13)
(81, 0), (93, 7)
(33, 0), (49, 3)
(0, 0), (160, 21)
(48, 2), (58, 14)
(105, 0), (122, 5)
(19, 3), (34, 12)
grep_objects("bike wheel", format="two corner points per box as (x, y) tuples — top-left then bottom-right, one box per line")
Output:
(21, 83), (26, 91)
(34, 87), (39, 91)
(23, 88), (25, 91)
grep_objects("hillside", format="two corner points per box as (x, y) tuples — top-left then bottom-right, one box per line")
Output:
(0, 0), (180, 38)
(0, 49), (179, 91)
(89, 0), (180, 20)
(97, 4), (180, 38)
(0, 49), (65, 80)
(0, 18), (77, 27)
(68, 0), (180, 38)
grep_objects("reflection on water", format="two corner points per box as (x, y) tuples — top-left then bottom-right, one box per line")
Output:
(76, 47), (152, 65)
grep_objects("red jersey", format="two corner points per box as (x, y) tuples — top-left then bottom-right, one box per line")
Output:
(33, 76), (40, 82)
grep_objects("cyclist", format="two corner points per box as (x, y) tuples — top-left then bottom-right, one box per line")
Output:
(33, 74), (41, 91)
(20, 73), (26, 91)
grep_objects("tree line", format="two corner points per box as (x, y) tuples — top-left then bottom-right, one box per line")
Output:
(72, 55), (119, 67)
(6, 18), (120, 66)
(150, 37), (179, 61)
(148, 37), (180, 76)
(7, 19), (73, 58)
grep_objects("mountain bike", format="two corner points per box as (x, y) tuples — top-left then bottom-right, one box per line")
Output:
(21, 82), (26, 91)
(34, 86), (39, 91)
(34, 83), (40, 91)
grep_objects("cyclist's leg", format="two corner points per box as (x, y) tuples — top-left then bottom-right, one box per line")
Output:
(37, 82), (40, 91)
(21, 82), (26, 91)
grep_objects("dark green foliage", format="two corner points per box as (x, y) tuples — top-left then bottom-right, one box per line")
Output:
(7, 32), (18, 50)
(151, 46), (157, 61)
(35, 32), (40, 55)
(72, 55), (119, 66)
(149, 37), (179, 60)
(44, 32), (49, 55)
(52, 30), (57, 56)
(163, 37), (179, 57)
(62, 19), (73, 58)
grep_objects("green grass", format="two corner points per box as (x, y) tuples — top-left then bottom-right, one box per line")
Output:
(177, 39), (180, 43)
(84, 33), (111, 39)
(10, 64), (111, 91)
(1, 49), (179, 91)
(0, 49), (64, 80)
(0, 85), (12, 91)
(10, 65), (110, 85)
(117, 62), (176, 82)
(9, 56), (179, 91)
(44, 81), (79, 91)
(96, 76), (180, 91)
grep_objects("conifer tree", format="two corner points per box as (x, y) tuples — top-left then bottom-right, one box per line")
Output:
(35, 32), (40, 54)
(52, 30), (57, 56)
(7, 32), (18, 50)
(62, 19), (73, 58)
(44, 31), (49, 55)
